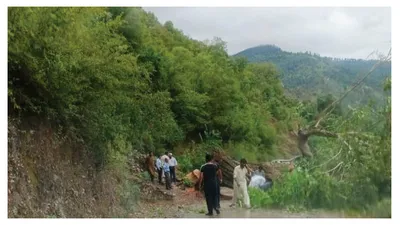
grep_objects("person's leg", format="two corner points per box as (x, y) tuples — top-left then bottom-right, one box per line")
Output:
(242, 183), (251, 208)
(204, 192), (213, 215)
(169, 172), (172, 189)
(168, 172), (172, 189)
(230, 182), (238, 207)
(216, 182), (221, 209)
(214, 182), (220, 209)
(171, 166), (176, 183)
(237, 182), (245, 207)
(212, 190), (220, 214)
(169, 166), (174, 183)
(165, 172), (170, 189)
(148, 169), (154, 182)
(158, 169), (162, 184)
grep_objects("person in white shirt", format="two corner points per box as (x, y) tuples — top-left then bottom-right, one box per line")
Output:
(161, 151), (169, 164)
(155, 154), (163, 184)
(230, 158), (251, 209)
(168, 153), (178, 184)
(160, 151), (169, 180)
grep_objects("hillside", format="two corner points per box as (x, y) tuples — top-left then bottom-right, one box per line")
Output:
(8, 7), (391, 218)
(234, 45), (391, 107)
(8, 7), (299, 217)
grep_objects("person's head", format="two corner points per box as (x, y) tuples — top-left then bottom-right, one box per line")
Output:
(205, 153), (213, 163)
(168, 152), (172, 159)
(240, 158), (247, 168)
(258, 165), (263, 171)
(149, 152), (154, 157)
(164, 157), (169, 163)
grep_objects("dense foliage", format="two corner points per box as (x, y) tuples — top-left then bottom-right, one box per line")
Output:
(234, 45), (391, 107)
(8, 7), (296, 168)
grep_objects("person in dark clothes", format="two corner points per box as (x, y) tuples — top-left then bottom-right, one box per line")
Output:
(145, 152), (156, 183)
(199, 153), (220, 216)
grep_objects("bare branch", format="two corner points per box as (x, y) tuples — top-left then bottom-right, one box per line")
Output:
(306, 129), (338, 138)
(339, 132), (377, 139)
(312, 48), (391, 129)
(271, 155), (302, 164)
(310, 148), (342, 170)
(325, 161), (343, 174)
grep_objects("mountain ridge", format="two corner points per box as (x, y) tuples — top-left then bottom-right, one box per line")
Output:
(233, 44), (391, 106)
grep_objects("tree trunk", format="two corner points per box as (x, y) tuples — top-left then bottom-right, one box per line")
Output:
(218, 156), (282, 188)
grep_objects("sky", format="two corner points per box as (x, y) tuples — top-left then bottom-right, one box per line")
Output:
(143, 7), (391, 59)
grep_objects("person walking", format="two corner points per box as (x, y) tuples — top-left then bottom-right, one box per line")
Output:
(199, 153), (220, 216)
(163, 157), (172, 190)
(230, 158), (251, 209)
(168, 153), (178, 184)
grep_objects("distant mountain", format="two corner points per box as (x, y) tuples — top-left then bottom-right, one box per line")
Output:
(233, 45), (391, 107)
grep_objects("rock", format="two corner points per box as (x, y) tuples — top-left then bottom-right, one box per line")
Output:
(220, 187), (233, 200)
(183, 169), (201, 187)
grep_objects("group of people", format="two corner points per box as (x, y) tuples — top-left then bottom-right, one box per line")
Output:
(145, 151), (178, 190)
(199, 153), (252, 216)
(146, 150), (258, 216)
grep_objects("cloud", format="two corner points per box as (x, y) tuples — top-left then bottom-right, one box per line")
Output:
(143, 7), (391, 59)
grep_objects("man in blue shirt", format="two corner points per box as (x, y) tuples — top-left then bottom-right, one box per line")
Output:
(163, 158), (172, 190)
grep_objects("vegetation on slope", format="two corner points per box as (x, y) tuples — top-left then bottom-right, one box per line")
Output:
(8, 7), (296, 169)
(8, 7), (391, 217)
(234, 45), (391, 107)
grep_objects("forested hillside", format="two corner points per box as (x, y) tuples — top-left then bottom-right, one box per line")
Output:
(8, 7), (298, 170)
(234, 45), (391, 107)
(8, 7), (391, 218)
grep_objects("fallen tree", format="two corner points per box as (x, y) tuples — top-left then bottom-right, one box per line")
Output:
(295, 49), (391, 158)
(217, 49), (391, 188)
(217, 154), (291, 188)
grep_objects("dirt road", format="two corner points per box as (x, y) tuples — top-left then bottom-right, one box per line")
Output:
(130, 183), (345, 218)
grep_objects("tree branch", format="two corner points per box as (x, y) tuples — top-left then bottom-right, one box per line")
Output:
(325, 161), (343, 174)
(310, 148), (342, 170)
(271, 155), (302, 164)
(306, 129), (338, 138)
(312, 48), (391, 129)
